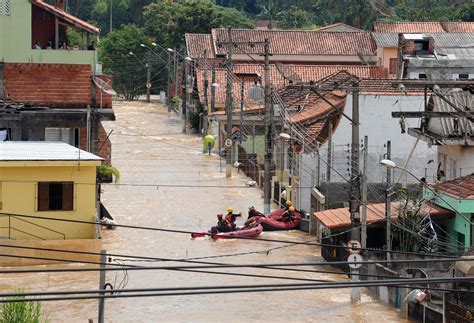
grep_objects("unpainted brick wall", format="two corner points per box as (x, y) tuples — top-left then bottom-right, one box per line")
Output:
(79, 123), (112, 164)
(3, 63), (112, 108)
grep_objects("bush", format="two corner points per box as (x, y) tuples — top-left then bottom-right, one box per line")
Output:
(0, 292), (46, 323)
(98, 164), (121, 183)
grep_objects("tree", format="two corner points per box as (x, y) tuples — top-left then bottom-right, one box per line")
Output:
(280, 6), (310, 29)
(99, 24), (150, 100)
(143, 0), (254, 49)
(257, 0), (283, 29)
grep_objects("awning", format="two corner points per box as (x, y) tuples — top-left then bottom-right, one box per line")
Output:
(32, 0), (100, 34)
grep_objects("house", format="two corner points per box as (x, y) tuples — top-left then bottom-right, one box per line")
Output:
(0, 0), (114, 164)
(373, 21), (474, 33)
(186, 28), (378, 65)
(424, 175), (474, 252)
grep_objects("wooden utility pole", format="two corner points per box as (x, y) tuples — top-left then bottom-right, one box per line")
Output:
(225, 28), (234, 178)
(326, 118), (333, 182)
(263, 38), (272, 214)
(350, 83), (361, 240)
(386, 140), (392, 261)
(361, 135), (368, 248)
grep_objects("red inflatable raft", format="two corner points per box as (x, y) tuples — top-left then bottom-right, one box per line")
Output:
(191, 222), (263, 240)
(259, 209), (301, 231)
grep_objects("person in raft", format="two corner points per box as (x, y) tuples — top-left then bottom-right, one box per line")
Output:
(224, 207), (242, 231)
(247, 206), (264, 219)
(280, 206), (296, 222)
(284, 200), (293, 211)
(212, 213), (230, 233)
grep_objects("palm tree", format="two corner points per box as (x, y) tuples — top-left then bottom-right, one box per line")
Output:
(258, 0), (283, 29)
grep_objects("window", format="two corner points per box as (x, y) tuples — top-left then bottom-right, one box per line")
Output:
(414, 40), (429, 51)
(459, 74), (469, 79)
(0, 0), (10, 15)
(389, 58), (397, 75)
(38, 182), (73, 211)
(419, 73), (428, 79)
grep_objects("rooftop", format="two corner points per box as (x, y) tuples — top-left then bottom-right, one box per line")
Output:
(314, 202), (452, 230)
(373, 21), (474, 33)
(0, 142), (102, 161)
(432, 174), (474, 200)
(373, 32), (474, 49)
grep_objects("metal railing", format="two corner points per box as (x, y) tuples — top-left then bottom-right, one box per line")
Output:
(0, 215), (66, 240)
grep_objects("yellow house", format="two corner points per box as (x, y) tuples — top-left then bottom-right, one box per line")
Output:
(0, 141), (102, 241)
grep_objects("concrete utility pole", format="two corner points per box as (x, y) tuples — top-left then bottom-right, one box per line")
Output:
(202, 50), (209, 152)
(210, 63), (216, 113)
(174, 49), (178, 101)
(350, 83), (361, 240)
(240, 80), (244, 145)
(98, 250), (107, 323)
(263, 38), (272, 214)
(224, 28), (234, 178)
(326, 118), (333, 182)
(386, 140), (392, 261)
(109, 0), (113, 33)
(167, 50), (172, 111)
(361, 135), (368, 248)
(146, 60), (151, 103)
(182, 58), (188, 133)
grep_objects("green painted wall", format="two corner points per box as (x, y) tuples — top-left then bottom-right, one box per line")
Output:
(240, 135), (265, 156)
(424, 188), (473, 250)
(0, 1), (95, 66)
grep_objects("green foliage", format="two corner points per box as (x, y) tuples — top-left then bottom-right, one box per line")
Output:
(279, 6), (310, 29)
(98, 164), (121, 183)
(188, 102), (204, 132)
(66, 29), (83, 48)
(99, 24), (149, 100)
(143, 0), (254, 49)
(0, 292), (46, 323)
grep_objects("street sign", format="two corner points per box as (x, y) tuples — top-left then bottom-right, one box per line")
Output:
(224, 139), (233, 148)
(347, 253), (363, 270)
(347, 240), (362, 254)
(146, 82), (152, 89)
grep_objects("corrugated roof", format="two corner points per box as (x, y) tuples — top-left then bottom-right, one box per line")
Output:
(185, 34), (215, 59)
(372, 32), (474, 49)
(433, 174), (474, 200)
(372, 32), (398, 48)
(32, 0), (99, 34)
(210, 28), (377, 56)
(314, 202), (452, 230)
(0, 142), (102, 161)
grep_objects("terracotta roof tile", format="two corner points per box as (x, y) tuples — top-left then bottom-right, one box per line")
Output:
(185, 34), (215, 59)
(432, 174), (474, 200)
(314, 202), (451, 230)
(440, 22), (474, 32)
(32, 0), (99, 34)
(211, 28), (376, 56)
(373, 21), (446, 33)
(315, 23), (362, 32)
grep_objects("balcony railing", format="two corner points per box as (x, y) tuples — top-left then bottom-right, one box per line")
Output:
(0, 214), (66, 240)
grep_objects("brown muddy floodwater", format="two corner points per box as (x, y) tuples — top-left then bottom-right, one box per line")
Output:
(0, 100), (409, 322)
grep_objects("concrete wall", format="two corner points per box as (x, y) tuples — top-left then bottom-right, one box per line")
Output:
(377, 47), (398, 77)
(0, 239), (101, 266)
(438, 145), (474, 180)
(0, 161), (100, 239)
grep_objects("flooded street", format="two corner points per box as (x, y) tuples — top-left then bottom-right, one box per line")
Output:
(0, 100), (408, 322)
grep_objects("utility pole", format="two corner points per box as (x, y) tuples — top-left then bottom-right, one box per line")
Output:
(240, 80), (244, 145)
(386, 140), (392, 261)
(174, 48), (178, 102)
(182, 57), (188, 133)
(98, 250), (107, 323)
(210, 63), (216, 113)
(263, 38), (272, 214)
(224, 28), (234, 178)
(146, 59), (151, 103)
(326, 118), (333, 182)
(109, 0), (113, 33)
(361, 135), (368, 248)
(350, 83), (361, 240)
(167, 50), (172, 111)
(203, 50), (209, 152)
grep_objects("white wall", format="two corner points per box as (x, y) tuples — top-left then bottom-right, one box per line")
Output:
(297, 94), (438, 212)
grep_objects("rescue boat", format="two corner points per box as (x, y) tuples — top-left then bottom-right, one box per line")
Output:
(191, 219), (263, 239)
(258, 209), (301, 231)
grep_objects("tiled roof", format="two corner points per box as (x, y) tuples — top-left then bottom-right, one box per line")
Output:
(0, 142), (102, 161)
(315, 23), (362, 32)
(433, 174), (474, 200)
(32, 0), (99, 34)
(373, 21), (446, 33)
(373, 21), (474, 33)
(211, 28), (377, 56)
(185, 34), (215, 59)
(314, 202), (452, 230)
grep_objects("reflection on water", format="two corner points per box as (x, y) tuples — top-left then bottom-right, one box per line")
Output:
(0, 101), (409, 322)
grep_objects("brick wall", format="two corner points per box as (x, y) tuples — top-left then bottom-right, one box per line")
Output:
(3, 63), (112, 108)
(79, 123), (112, 164)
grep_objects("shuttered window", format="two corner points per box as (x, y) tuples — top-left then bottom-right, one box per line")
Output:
(38, 182), (74, 211)
(0, 0), (11, 16)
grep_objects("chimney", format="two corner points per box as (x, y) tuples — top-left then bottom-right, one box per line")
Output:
(53, 0), (65, 10)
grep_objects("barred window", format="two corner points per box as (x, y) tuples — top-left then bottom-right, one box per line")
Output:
(0, 0), (11, 16)
(38, 182), (74, 211)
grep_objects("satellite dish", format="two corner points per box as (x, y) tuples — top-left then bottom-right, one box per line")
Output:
(93, 76), (117, 96)
(369, 0), (396, 17)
